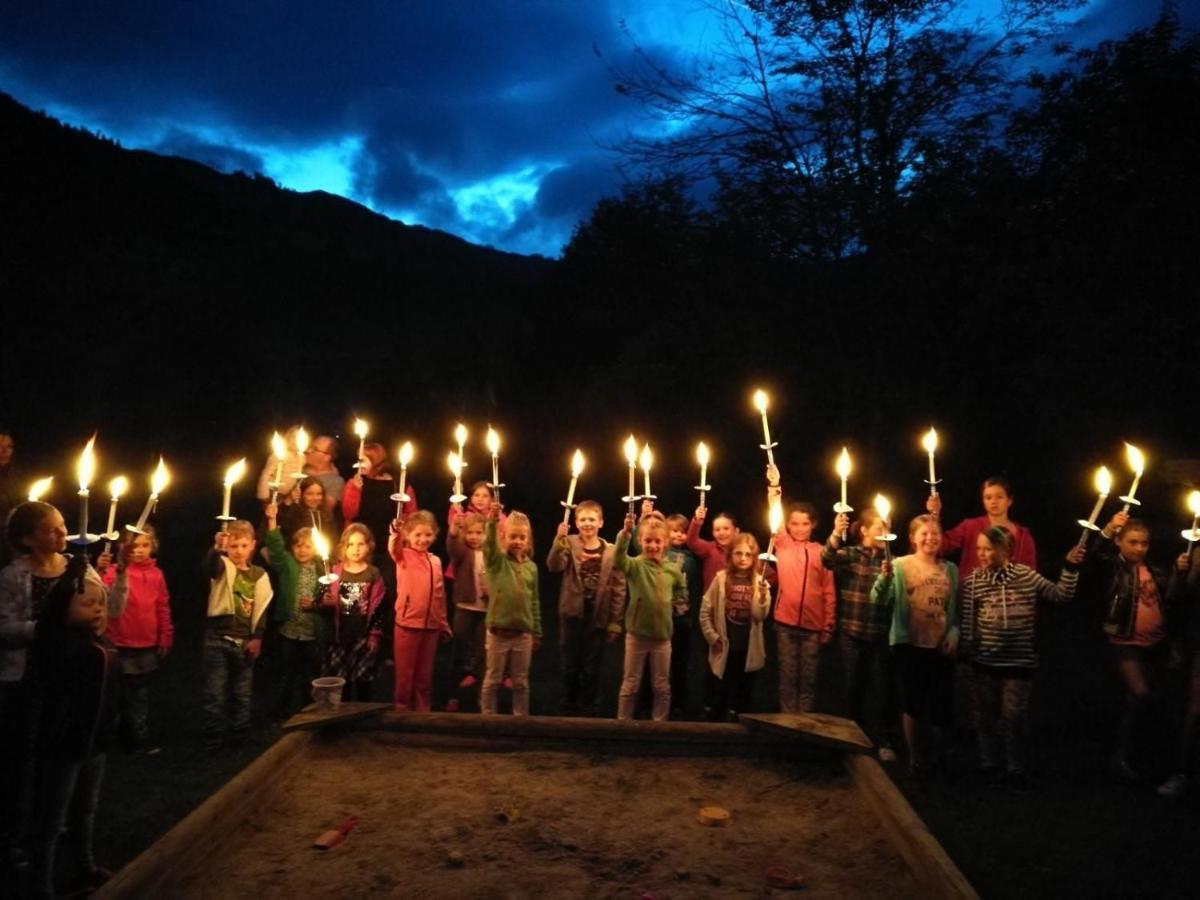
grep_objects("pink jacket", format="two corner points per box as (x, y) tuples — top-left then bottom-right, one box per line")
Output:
(771, 534), (835, 635)
(941, 515), (1037, 581)
(391, 544), (451, 635)
(103, 559), (174, 651)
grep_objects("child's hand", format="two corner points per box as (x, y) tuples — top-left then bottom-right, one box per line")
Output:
(265, 501), (278, 525)
(881, 558), (893, 577)
(1178, 552), (1192, 573)
(351, 472), (364, 489)
(214, 531), (229, 552)
(244, 638), (262, 660)
(925, 494), (942, 516)
(833, 512), (849, 537)
(390, 517), (405, 535)
(623, 512), (636, 534)
(555, 521), (570, 541)
(367, 634), (381, 655)
(1066, 546), (1087, 566)
(440, 631), (452, 644)
(940, 633), (958, 656)
(694, 506), (707, 524)
(489, 501), (502, 521)
(766, 463), (780, 487)
(820, 630), (833, 646)
(95, 550), (112, 572)
(640, 498), (655, 518)
(299, 597), (315, 611)
(1106, 510), (1130, 534)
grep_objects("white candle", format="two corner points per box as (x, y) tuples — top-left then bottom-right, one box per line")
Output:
(1186, 490), (1200, 552)
(696, 442), (710, 508)
(640, 443), (653, 497)
(762, 501), (784, 561)
(395, 441), (414, 516)
(486, 428), (501, 502)
(1122, 442), (1145, 507)
(135, 458), (171, 531)
(836, 447), (851, 509)
(753, 390), (774, 465)
(874, 493), (893, 562)
(221, 458), (247, 519)
(563, 449), (585, 523)
(455, 424), (468, 470)
(293, 426), (309, 478)
(353, 418), (369, 467)
(270, 431), (286, 502)
(448, 451), (463, 500)
(75, 436), (97, 540)
(623, 434), (638, 510)
(27, 477), (52, 503)
(922, 428), (938, 496)
(104, 476), (128, 537)
(1085, 466), (1112, 527)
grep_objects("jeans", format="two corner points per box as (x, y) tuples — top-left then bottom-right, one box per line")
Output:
(33, 753), (106, 896)
(482, 630), (533, 716)
(274, 635), (322, 718)
(203, 637), (256, 744)
(559, 617), (608, 711)
(777, 625), (821, 713)
(973, 666), (1033, 773)
(619, 634), (671, 721)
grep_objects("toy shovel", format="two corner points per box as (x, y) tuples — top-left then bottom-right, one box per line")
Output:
(313, 815), (358, 850)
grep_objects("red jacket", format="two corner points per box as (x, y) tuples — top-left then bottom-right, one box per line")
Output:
(102, 559), (173, 651)
(941, 515), (1037, 581)
(390, 543), (451, 635)
(686, 519), (727, 591)
(772, 534), (835, 635)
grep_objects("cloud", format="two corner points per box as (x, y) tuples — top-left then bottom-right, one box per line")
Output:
(152, 127), (265, 174)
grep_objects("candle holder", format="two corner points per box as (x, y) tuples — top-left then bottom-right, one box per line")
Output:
(694, 482), (712, 507)
(1119, 495), (1142, 515)
(874, 529), (897, 562)
(759, 439), (778, 461)
(622, 492), (642, 513)
(560, 500), (578, 515)
(1181, 528), (1200, 543)
(924, 476), (942, 493)
(216, 514), (236, 533)
(318, 572), (340, 588)
(68, 532), (102, 547)
(833, 501), (854, 538)
(390, 491), (412, 505)
(450, 492), (467, 504)
(757, 549), (778, 564)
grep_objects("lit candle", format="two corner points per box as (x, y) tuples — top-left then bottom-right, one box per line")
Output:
(873, 494), (894, 562)
(455, 423), (468, 471)
(395, 441), (414, 517)
(563, 449), (585, 523)
(695, 442), (710, 508)
(133, 458), (171, 532)
(353, 418), (369, 469)
(486, 427), (502, 503)
(1120, 442), (1145, 513)
(312, 528), (338, 585)
(292, 426), (309, 479)
(753, 389), (775, 466)
(623, 434), (639, 513)
(640, 443), (654, 499)
(922, 428), (939, 497)
(448, 451), (465, 503)
(761, 500), (784, 564)
(835, 448), (853, 537)
(27, 476), (53, 502)
(270, 431), (286, 503)
(74, 436), (97, 544)
(221, 458), (248, 522)
(103, 475), (129, 540)
(1075, 465), (1112, 547)
(1184, 490), (1200, 553)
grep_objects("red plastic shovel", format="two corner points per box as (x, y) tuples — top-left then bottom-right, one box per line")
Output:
(313, 816), (358, 850)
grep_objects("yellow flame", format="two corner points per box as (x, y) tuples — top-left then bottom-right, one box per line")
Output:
(398, 441), (414, 467)
(150, 457), (170, 495)
(1124, 442), (1145, 477)
(311, 527), (331, 562)
(353, 418), (369, 439)
(76, 435), (97, 491)
(836, 447), (852, 480)
(769, 500), (784, 534)
(455, 423), (468, 446)
(639, 443), (653, 473)
(271, 430), (285, 459)
(223, 458), (247, 487)
(922, 428), (938, 454)
(108, 475), (129, 499)
(1188, 490), (1200, 517)
(27, 477), (53, 502)
(571, 449), (585, 478)
(1094, 465), (1112, 495)
(486, 427), (500, 456)
(295, 426), (309, 455)
(448, 451), (462, 476)
(753, 389), (769, 414)
(873, 493), (892, 523)
(623, 434), (638, 464)
(696, 441), (710, 467)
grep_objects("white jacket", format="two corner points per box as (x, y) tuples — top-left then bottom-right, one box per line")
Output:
(699, 569), (771, 679)
(207, 555), (273, 636)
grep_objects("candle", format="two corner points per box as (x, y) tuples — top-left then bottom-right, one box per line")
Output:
(640, 443), (654, 499)
(395, 441), (414, 516)
(836, 447), (851, 509)
(1120, 442), (1145, 513)
(922, 428), (939, 496)
(353, 418), (369, 468)
(27, 476), (53, 502)
(762, 500), (784, 562)
(623, 434), (639, 512)
(873, 493), (894, 562)
(753, 389), (775, 465)
(221, 458), (248, 521)
(695, 442), (710, 508)
(486, 427), (501, 503)
(312, 528), (338, 585)
(448, 451), (464, 502)
(103, 475), (128, 539)
(293, 426), (309, 479)
(563, 449), (585, 523)
(75, 436), (97, 543)
(1075, 465), (1112, 547)
(455, 423), (468, 471)
(134, 458), (171, 532)
(270, 431), (286, 502)
(1184, 490), (1200, 553)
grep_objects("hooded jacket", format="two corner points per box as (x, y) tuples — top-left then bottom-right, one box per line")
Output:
(102, 558), (173, 651)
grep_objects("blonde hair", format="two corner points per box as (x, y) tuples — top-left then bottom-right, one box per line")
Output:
(504, 511), (534, 555)
(403, 510), (439, 539)
(907, 514), (942, 548)
(461, 512), (486, 531)
(724, 532), (760, 574)
(639, 517), (670, 543)
(227, 520), (255, 541)
(337, 523), (375, 560)
(291, 526), (314, 548)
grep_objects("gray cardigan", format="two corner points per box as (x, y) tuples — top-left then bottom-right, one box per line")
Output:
(546, 535), (627, 631)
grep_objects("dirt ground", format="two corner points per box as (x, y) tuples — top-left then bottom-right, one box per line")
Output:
(171, 735), (913, 899)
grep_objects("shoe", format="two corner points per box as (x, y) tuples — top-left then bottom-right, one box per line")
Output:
(445, 699), (460, 712)
(502, 677), (513, 690)
(877, 745), (897, 763)
(1157, 773), (1189, 799)
(459, 674), (477, 689)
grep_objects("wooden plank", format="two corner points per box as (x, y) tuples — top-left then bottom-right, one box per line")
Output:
(738, 712), (873, 753)
(95, 731), (313, 899)
(844, 753), (978, 900)
(281, 701), (391, 732)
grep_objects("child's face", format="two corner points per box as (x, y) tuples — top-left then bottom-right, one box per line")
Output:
(669, 527), (687, 548)
(470, 485), (492, 512)
(975, 534), (1007, 570)
(344, 532), (370, 564)
(1116, 529), (1150, 564)
(302, 484), (324, 510)
(982, 486), (1012, 519)
(641, 530), (667, 561)
(464, 523), (485, 550)
(786, 512), (814, 541)
(129, 534), (153, 563)
(911, 523), (942, 556)
(574, 508), (602, 540)
(712, 516), (736, 547)
(505, 526), (530, 558)
(407, 524), (435, 553)
(293, 538), (316, 564)
(68, 582), (107, 635)
(730, 543), (756, 572)
(860, 518), (886, 545)
(226, 535), (256, 567)
(28, 510), (68, 555)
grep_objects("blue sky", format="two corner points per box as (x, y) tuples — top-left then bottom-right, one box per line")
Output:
(0, 0), (1188, 257)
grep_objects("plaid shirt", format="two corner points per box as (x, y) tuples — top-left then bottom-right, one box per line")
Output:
(822, 540), (891, 641)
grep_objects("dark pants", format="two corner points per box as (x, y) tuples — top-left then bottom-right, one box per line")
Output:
(451, 607), (487, 681)
(669, 617), (692, 715)
(560, 616), (607, 712)
(274, 635), (322, 718)
(0, 681), (32, 857)
(840, 632), (897, 747)
(203, 637), (255, 744)
(122, 673), (151, 746)
(707, 643), (756, 721)
(33, 753), (106, 896)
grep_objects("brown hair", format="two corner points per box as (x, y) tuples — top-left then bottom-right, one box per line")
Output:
(505, 511), (534, 554)
(574, 499), (603, 517)
(291, 526), (314, 549)
(403, 510), (439, 539)
(907, 514), (941, 549)
(5, 501), (58, 553)
(227, 520), (256, 541)
(639, 517), (670, 544)
(337, 523), (375, 560)
(724, 532), (761, 574)
(120, 524), (160, 555)
(666, 514), (689, 532)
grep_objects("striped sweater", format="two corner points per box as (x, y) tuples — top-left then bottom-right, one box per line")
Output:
(960, 562), (1077, 668)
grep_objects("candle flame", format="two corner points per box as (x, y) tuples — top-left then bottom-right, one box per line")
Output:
(1124, 442), (1145, 477)
(150, 457), (170, 495)
(1094, 465), (1112, 496)
(295, 426), (309, 455)
(696, 441), (709, 466)
(836, 447), (852, 480)
(873, 493), (892, 523)
(398, 441), (414, 467)
(922, 428), (938, 454)
(76, 435), (97, 491)
(639, 443), (653, 473)
(753, 389), (769, 414)
(571, 449), (585, 478)
(448, 451), (462, 476)
(223, 458), (247, 488)
(486, 427), (500, 456)
(455, 423), (468, 446)
(1188, 490), (1200, 517)
(354, 418), (369, 439)
(311, 527), (331, 562)
(768, 500), (784, 534)
(271, 431), (285, 460)
(27, 477), (53, 502)
(109, 475), (129, 500)
(624, 434), (638, 464)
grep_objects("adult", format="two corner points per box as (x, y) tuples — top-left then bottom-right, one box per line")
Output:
(301, 434), (344, 519)
(0, 428), (20, 568)
(255, 426), (305, 509)
(342, 442), (418, 553)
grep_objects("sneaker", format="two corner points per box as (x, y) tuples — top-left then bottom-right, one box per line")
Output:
(1157, 773), (1189, 799)
(458, 674), (477, 689)
(445, 699), (460, 712)
(877, 745), (897, 763)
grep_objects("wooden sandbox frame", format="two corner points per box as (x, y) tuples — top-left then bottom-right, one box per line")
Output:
(97, 707), (977, 899)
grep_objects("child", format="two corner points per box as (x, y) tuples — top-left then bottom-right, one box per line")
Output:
(445, 510), (490, 712)
(264, 504), (324, 719)
(322, 523), (386, 701)
(687, 506), (739, 591)
(389, 510), (451, 711)
(481, 505), (541, 716)
(614, 512), (687, 720)
(549, 500), (627, 715)
(824, 508), (896, 759)
(667, 514), (701, 717)
(1159, 544), (1200, 798)
(699, 533), (771, 721)
(203, 521), (272, 748)
(767, 465), (836, 714)
(281, 476), (337, 547)
(1091, 511), (1181, 781)
(29, 554), (118, 897)
(100, 527), (173, 752)
(927, 477), (1037, 580)
(871, 514), (960, 774)
(960, 526), (1083, 787)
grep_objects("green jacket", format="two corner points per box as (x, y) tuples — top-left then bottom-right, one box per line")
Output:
(483, 520), (542, 638)
(613, 532), (686, 640)
(870, 556), (959, 648)
(264, 528), (325, 639)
